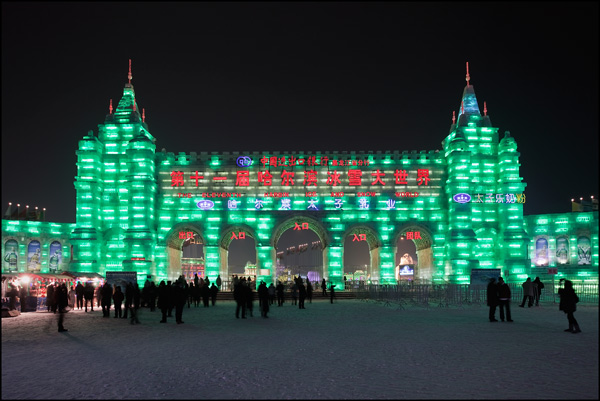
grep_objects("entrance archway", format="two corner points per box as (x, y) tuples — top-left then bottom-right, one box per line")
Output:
(342, 225), (382, 284)
(394, 224), (434, 283)
(271, 215), (328, 285)
(165, 222), (206, 281)
(219, 224), (258, 281)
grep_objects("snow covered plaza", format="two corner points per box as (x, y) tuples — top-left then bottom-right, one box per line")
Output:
(2, 299), (598, 399)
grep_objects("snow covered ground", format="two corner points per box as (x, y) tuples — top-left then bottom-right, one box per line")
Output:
(2, 299), (598, 399)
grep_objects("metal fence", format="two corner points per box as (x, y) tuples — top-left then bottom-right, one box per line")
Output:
(347, 283), (599, 308)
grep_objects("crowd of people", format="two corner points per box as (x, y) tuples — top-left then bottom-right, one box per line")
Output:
(4, 273), (584, 335)
(486, 275), (582, 333)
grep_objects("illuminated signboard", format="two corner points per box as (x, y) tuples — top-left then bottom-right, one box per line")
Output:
(452, 193), (526, 204)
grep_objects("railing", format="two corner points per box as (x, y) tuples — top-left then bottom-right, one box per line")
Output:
(347, 283), (599, 307)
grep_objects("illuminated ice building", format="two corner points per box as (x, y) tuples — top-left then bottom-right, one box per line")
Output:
(2, 63), (598, 288)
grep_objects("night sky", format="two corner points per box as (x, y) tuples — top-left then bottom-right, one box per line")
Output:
(2, 2), (598, 269)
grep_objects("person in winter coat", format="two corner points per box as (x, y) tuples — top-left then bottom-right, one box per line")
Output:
(276, 281), (285, 306)
(209, 283), (218, 306)
(46, 283), (55, 312)
(130, 283), (141, 324)
(268, 283), (276, 305)
(157, 280), (169, 323)
(533, 277), (544, 306)
(321, 278), (327, 296)
(234, 278), (247, 319)
(519, 277), (534, 308)
(306, 280), (313, 304)
(57, 283), (69, 332)
(244, 282), (254, 317)
(257, 281), (269, 318)
(122, 282), (133, 319)
(201, 281), (210, 307)
(75, 282), (85, 310)
(101, 282), (113, 317)
(497, 277), (513, 322)
(113, 286), (124, 318)
(487, 277), (499, 322)
(148, 281), (157, 312)
(68, 286), (76, 309)
(84, 282), (95, 312)
(558, 279), (581, 333)
(290, 282), (298, 306)
(19, 285), (28, 313)
(297, 277), (307, 309)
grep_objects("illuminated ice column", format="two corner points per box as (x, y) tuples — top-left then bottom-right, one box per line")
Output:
(204, 245), (220, 282)
(497, 132), (528, 281)
(443, 132), (478, 282)
(122, 131), (157, 276)
(326, 244), (343, 289)
(377, 245), (396, 284)
(71, 130), (103, 272)
(256, 244), (274, 285)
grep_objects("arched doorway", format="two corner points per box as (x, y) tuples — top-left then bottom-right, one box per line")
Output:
(271, 216), (328, 287)
(165, 223), (206, 282)
(394, 224), (434, 283)
(342, 225), (381, 284)
(219, 225), (258, 282)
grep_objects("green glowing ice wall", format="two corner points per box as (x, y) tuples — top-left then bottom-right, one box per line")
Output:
(67, 73), (537, 286)
(72, 82), (157, 283)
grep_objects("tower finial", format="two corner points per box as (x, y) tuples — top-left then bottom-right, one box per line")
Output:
(128, 59), (132, 84)
(109, 99), (113, 114)
(142, 108), (146, 122)
(466, 61), (470, 86)
(483, 101), (487, 116)
(452, 110), (456, 124)
(460, 100), (465, 114)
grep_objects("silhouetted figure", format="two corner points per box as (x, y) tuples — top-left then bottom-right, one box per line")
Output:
(533, 277), (544, 306)
(558, 279), (581, 333)
(291, 282), (298, 305)
(19, 285), (28, 313)
(297, 277), (307, 309)
(210, 283), (218, 306)
(193, 281), (201, 307)
(167, 281), (175, 317)
(258, 281), (269, 318)
(174, 279), (187, 324)
(84, 282), (94, 312)
(148, 281), (157, 312)
(487, 278), (499, 322)
(75, 282), (84, 310)
(329, 284), (336, 303)
(7, 284), (18, 311)
(321, 278), (327, 296)
(130, 283), (141, 324)
(157, 281), (169, 323)
(519, 277), (534, 308)
(497, 277), (513, 322)
(276, 281), (285, 306)
(202, 282), (210, 307)
(46, 283), (55, 312)
(101, 282), (113, 318)
(268, 283), (276, 305)
(234, 279), (246, 318)
(306, 280), (313, 304)
(113, 285), (124, 318)
(123, 282), (133, 319)
(57, 283), (69, 332)
(216, 274), (222, 290)
(245, 282), (254, 317)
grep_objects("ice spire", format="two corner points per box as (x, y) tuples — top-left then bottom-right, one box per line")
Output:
(466, 61), (470, 86)
(128, 59), (132, 85)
